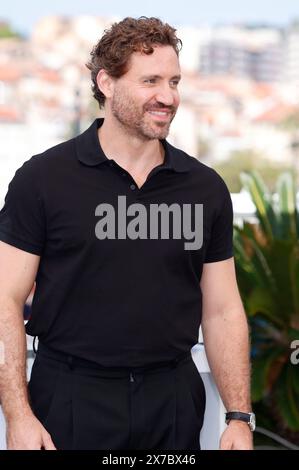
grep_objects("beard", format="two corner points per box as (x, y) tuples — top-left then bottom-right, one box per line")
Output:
(111, 85), (177, 141)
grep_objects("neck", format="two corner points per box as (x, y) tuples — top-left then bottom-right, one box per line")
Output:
(97, 114), (165, 174)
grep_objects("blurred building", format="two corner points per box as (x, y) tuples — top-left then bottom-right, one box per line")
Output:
(199, 26), (284, 83)
(284, 22), (299, 84)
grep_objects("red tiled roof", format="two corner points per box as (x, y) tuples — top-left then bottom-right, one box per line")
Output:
(0, 106), (22, 122)
(35, 69), (61, 82)
(253, 104), (297, 123)
(0, 66), (21, 81)
(251, 82), (275, 99)
(221, 129), (242, 137)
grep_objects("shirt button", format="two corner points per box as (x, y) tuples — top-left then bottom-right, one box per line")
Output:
(109, 161), (114, 167)
(130, 184), (136, 190)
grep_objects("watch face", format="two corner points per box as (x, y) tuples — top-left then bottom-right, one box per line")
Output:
(249, 413), (256, 431)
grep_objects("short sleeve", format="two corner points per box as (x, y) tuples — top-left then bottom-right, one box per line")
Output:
(0, 159), (45, 255)
(204, 177), (234, 263)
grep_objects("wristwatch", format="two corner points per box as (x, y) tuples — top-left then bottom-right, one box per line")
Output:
(225, 411), (256, 431)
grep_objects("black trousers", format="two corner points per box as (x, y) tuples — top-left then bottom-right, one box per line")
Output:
(28, 343), (206, 450)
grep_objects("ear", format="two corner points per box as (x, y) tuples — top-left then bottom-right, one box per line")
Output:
(96, 69), (114, 100)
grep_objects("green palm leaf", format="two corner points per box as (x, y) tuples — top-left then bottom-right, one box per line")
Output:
(289, 244), (299, 320)
(275, 365), (299, 431)
(251, 348), (286, 402)
(247, 286), (283, 327)
(236, 170), (299, 437)
(276, 172), (298, 240)
(240, 171), (278, 241)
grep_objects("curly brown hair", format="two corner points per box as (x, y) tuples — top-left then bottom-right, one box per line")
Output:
(86, 16), (182, 108)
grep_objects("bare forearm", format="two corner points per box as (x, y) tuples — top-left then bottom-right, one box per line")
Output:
(0, 299), (32, 421)
(202, 306), (251, 411)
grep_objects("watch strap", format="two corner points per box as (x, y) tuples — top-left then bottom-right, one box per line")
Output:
(225, 411), (252, 423)
(225, 411), (255, 431)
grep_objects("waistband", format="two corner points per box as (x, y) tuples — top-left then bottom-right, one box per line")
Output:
(36, 342), (192, 376)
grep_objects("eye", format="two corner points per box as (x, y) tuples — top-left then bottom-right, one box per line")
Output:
(170, 80), (179, 87)
(144, 78), (156, 84)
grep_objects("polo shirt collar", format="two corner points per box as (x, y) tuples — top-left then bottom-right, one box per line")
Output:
(75, 118), (191, 173)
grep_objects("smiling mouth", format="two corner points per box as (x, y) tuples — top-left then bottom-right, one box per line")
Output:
(147, 110), (172, 120)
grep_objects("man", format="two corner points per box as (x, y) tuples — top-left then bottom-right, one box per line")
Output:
(0, 17), (253, 450)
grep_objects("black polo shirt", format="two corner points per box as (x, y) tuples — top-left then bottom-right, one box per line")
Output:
(0, 118), (233, 367)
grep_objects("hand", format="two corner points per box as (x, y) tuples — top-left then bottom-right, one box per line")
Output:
(220, 420), (253, 450)
(6, 412), (56, 450)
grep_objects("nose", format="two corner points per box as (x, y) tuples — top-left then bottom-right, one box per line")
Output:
(155, 83), (178, 107)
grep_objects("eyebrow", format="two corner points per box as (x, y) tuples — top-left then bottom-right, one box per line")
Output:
(140, 74), (181, 81)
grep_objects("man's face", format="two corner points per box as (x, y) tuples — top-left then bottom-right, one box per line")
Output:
(110, 46), (181, 140)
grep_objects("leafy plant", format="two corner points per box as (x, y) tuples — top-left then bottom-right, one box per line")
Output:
(234, 171), (299, 440)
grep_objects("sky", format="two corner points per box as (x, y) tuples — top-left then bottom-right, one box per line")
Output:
(1, 0), (299, 35)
